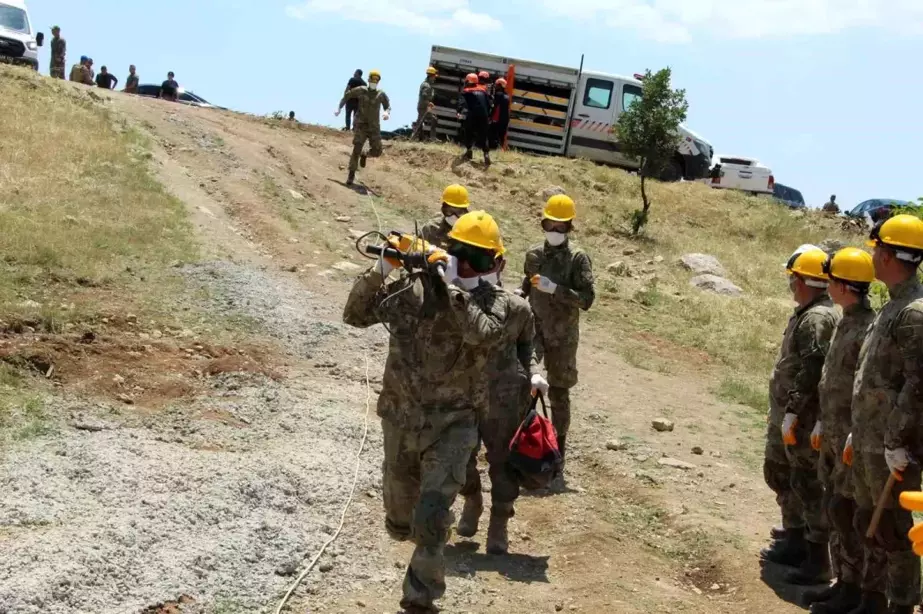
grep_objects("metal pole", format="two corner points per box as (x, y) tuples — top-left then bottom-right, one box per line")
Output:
(562, 53), (584, 158)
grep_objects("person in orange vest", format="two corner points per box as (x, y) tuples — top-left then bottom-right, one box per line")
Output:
(490, 78), (510, 150)
(456, 73), (492, 168)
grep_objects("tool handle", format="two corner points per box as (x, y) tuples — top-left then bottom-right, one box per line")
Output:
(867, 473), (898, 539)
(364, 245), (446, 275)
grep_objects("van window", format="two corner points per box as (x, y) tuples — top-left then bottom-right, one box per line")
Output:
(0, 5), (29, 33)
(622, 84), (642, 111)
(583, 78), (613, 109)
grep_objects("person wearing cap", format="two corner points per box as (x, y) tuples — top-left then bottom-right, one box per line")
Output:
(335, 69), (390, 186)
(519, 194), (595, 488)
(801, 249), (876, 612)
(456, 73), (492, 168)
(761, 246), (838, 572)
(412, 67), (437, 141)
(344, 210), (512, 613)
(420, 184), (470, 249)
(49, 26), (66, 79)
(69, 56), (93, 85)
(846, 214), (923, 614)
(489, 78), (510, 150)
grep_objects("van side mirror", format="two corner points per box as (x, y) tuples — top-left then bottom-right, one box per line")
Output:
(35, 32), (44, 46)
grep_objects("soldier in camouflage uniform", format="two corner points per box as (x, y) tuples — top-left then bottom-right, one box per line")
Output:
(336, 69), (391, 186)
(412, 67), (437, 141)
(69, 56), (93, 86)
(420, 184), (470, 249)
(761, 247), (838, 576)
(343, 211), (512, 614)
(519, 194), (595, 485)
(847, 214), (923, 614)
(49, 26), (65, 79)
(806, 248), (877, 614)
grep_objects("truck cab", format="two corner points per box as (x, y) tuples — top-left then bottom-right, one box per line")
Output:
(566, 71), (712, 181)
(0, 0), (42, 70)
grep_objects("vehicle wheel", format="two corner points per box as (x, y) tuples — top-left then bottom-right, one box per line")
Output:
(657, 158), (684, 182)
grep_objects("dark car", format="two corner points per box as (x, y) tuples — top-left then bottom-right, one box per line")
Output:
(772, 183), (806, 209)
(134, 83), (216, 107)
(846, 199), (910, 223)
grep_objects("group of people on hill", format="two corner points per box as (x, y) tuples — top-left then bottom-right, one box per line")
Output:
(343, 185), (595, 613)
(762, 215), (923, 614)
(46, 25), (178, 101)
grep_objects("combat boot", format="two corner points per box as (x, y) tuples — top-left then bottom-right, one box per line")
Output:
(483, 153), (491, 168)
(760, 526), (807, 566)
(456, 493), (483, 538)
(811, 582), (861, 613)
(463, 149), (473, 161)
(346, 170), (356, 185)
(805, 581), (841, 607)
(885, 605), (914, 614)
(359, 152), (367, 168)
(485, 504), (513, 555)
(844, 592), (887, 614)
(785, 540), (832, 585)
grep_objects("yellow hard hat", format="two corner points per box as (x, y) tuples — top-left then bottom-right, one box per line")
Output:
(448, 210), (505, 255)
(867, 214), (923, 251)
(426, 66), (437, 75)
(543, 194), (576, 222)
(368, 70), (381, 81)
(787, 248), (828, 280)
(823, 248), (875, 284)
(441, 184), (470, 209)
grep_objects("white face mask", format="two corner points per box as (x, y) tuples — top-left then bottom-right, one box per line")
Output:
(545, 231), (567, 246)
(369, 82), (378, 90)
(480, 272), (499, 286)
(457, 276), (481, 290)
(444, 215), (459, 227)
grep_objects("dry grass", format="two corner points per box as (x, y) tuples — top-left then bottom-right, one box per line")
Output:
(0, 66), (197, 332)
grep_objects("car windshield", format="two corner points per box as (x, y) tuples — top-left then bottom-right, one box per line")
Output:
(0, 4), (29, 33)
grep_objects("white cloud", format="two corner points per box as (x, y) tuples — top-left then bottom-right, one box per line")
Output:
(541, 0), (923, 42)
(285, 0), (502, 34)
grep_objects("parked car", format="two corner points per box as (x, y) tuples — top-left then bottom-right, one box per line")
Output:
(772, 183), (806, 209)
(135, 83), (216, 108)
(846, 199), (911, 224)
(704, 155), (775, 196)
(0, 0), (42, 70)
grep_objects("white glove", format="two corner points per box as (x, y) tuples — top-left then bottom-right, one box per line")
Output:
(383, 111), (390, 121)
(530, 373), (549, 396)
(781, 412), (798, 446)
(886, 447), (911, 475)
(439, 254), (459, 285)
(513, 288), (525, 297)
(531, 275), (557, 295)
(810, 421), (823, 451)
(375, 254), (394, 277)
(334, 109), (341, 117)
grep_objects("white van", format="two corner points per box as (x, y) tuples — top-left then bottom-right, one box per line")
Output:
(0, 0), (42, 70)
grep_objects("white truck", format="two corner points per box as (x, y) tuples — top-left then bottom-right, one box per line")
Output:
(705, 155), (775, 196)
(0, 0), (42, 71)
(427, 45), (714, 182)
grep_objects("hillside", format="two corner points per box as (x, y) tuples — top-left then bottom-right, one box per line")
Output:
(0, 65), (863, 614)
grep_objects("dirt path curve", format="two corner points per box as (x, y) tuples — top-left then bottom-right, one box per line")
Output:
(8, 88), (811, 613)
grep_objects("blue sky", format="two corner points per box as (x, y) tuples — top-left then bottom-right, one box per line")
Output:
(26, 0), (923, 209)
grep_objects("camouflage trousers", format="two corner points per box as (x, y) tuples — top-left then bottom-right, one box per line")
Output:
(763, 422), (805, 531)
(381, 413), (478, 612)
(460, 373), (531, 514)
(782, 422), (828, 543)
(533, 331), (576, 461)
(819, 438), (863, 584)
(50, 64), (65, 79)
(348, 125), (383, 172)
(852, 448), (921, 606)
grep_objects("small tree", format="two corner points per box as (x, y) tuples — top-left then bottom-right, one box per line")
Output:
(615, 67), (689, 234)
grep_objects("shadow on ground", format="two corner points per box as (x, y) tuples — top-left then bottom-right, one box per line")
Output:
(445, 542), (550, 584)
(760, 560), (825, 610)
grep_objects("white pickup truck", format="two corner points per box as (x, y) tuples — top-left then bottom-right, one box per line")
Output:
(705, 155), (775, 196)
(427, 45), (714, 182)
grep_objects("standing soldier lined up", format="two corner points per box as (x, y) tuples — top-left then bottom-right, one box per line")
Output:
(761, 246), (838, 573)
(848, 214), (923, 614)
(49, 26), (65, 79)
(412, 67), (437, 141)
(807, 248), (877, 614)
(336, 69), (390, 186)
(343, 211), (511, 614)
(456, 73), (492, 169)
(520, 195), (595, 488)
(420, 184), (471, 249)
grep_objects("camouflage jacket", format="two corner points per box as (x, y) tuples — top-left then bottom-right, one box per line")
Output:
(343, 269), (509, 431)
(50, 37), (66, 66)
(818, 302), (874, 445)
(417, 79), (435, 112)
(419, 215), (452, 250)
(339, 87), (391, 131)
(69, 63), (93, 85)
(852, 278), (923, 454)
(519, 239), (595, 342)
(486, 289), (536, 414)
(768, 295), (838, 427)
